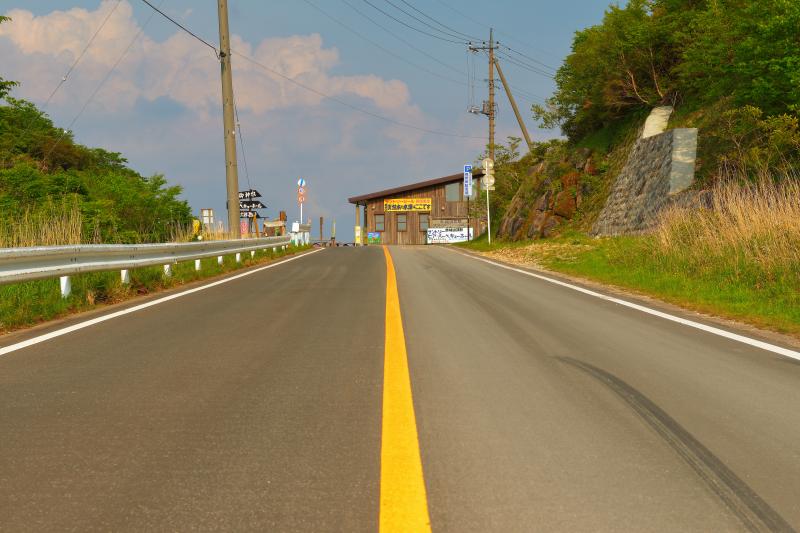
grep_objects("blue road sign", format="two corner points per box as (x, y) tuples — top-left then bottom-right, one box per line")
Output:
(463, 164), (473, 198)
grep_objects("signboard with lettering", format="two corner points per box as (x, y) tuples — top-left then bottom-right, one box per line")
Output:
(239, 189), (261, 200)
(384, 198), (432, 212)
(464, 164), (473, 198)
(426, 227), (473, 244)
(240, 200), (266, 210)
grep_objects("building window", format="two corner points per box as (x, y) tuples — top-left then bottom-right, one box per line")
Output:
(419, 214), (429, 231)
(397, 214), (407, 231)
(375, 214), (385, 232)
(445, 182), (461, 202)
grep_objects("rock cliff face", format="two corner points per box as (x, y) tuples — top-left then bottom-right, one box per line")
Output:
(496, 150), (597, 240)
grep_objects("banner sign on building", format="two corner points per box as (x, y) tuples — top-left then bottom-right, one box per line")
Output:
(367, 232), (382, 244)
(426, 227), (473, 244)
(384, 198), (432, 212)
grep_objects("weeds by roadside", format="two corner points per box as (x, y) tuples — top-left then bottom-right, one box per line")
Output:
(459, 179), (800, 336)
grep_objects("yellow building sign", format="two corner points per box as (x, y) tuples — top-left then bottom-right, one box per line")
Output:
(384, 198), (432, 212)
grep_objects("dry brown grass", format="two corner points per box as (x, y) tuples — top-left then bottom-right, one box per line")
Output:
(0, 199), (84, 247)
(655, 179), (800, 278)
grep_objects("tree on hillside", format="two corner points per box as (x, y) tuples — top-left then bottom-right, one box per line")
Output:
(534, 0), (800, 143)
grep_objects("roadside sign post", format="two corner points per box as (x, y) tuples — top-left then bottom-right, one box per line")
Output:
(297, 178), (307, 223)
(482, 158), (495, 244)
(464, 164), (473, 241)
(237, 191), (265, 235)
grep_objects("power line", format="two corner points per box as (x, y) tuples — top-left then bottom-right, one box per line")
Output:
(495, 51), (554, 79)
(433, 0), (561, 61)
(500, 44), (557, 73)
(359, 0), (466, 44)
(233, 51), (485, 140)
(137, 0), (217, 52)
(395, 0), (481, 41)
(138, 1), (485, 140)
(233, 97), (252, 190)
(302, 0), (465, 86)
(44, 0), (169, 165)
(339, 0), (463, 77)
(43, 0), (124, 110)
(381, 0), (478, 42)
(18, 0), (122, 141)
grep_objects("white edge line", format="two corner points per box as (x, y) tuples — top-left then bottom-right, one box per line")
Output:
(457, 251), (800, 362)
(0, 248), (324, 357)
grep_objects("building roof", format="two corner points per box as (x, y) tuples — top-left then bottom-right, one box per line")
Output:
(348, 169), (486, 204)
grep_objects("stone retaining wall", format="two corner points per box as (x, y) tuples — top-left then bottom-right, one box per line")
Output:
(592, 127), (698, 236)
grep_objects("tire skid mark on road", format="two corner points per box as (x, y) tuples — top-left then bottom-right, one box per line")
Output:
(557, 356), (795, 533)
(380, 246), (432, 533)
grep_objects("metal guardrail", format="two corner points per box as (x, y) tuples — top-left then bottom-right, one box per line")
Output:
(0, 235), (292, 296)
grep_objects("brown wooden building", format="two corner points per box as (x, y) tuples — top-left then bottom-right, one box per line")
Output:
(348, 171), (485, 245)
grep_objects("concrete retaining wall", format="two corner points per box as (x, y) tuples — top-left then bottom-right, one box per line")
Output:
(593, 122), (698, 236)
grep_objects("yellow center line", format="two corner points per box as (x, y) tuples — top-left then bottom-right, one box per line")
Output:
(380, 246), (432, 533)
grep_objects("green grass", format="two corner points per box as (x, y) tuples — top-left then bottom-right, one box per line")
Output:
(461, 233), (800, 337)
(0, 244), (309, 333)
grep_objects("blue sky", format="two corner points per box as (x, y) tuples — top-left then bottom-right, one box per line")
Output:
(1, 1), (610, 239)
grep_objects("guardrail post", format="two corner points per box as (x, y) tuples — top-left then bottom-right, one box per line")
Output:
(273, 247), (277, 253)
(250, 250), (255, 258)
(195, 259), (201, 271)
(163, 264), (172, 277)
(121, 269), (130, 285)
(235, 253), (241, 263)
(218, 255), (223, 265)
(59, 276), (71, 298)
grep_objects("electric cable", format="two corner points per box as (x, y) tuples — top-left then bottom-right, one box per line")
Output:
(138, 0), (217, 52)
(395, 0), (482, 41)
(18, 0), (122, 139)
(381, 0), (478, 42)
(340, 0), (464, 77)
(359, 0), (466, 44)
(140, 0), (487, 141)
(233, 51), (486, 140)
(233, 97), (252, 190)
(44, 0), (171, 165)
(433, 0), (561, 61)
(302, 0), (465, 86)
(500, 44), (557, 72)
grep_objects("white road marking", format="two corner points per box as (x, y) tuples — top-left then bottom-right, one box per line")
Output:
(458, 251), (800, 362)
(0, 248), (324, 357)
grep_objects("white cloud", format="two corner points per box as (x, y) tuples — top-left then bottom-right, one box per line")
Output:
(0, 1), (418, 119)
(0, 1), (488, 238)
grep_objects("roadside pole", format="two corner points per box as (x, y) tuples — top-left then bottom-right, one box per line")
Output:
(482, 158), (495, 244)
(217, 0), (240, 237)
(486, 186), (491, 245)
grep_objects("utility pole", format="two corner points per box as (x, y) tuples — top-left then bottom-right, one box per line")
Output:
(217, 0), (240, 237)
(494, 56), (533, 152)
(488, 28), (496, 162)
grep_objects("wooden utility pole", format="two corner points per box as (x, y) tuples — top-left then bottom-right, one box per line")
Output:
(494, 57), (533, 152)
(217, 0), (240, 237)
(488, 28), (496, 162)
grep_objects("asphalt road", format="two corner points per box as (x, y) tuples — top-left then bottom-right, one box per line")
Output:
(1, 246), (799, 532)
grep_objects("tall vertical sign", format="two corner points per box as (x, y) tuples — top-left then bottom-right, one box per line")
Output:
(297, 178), (307, 224)
(464, 164), (473, 241)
